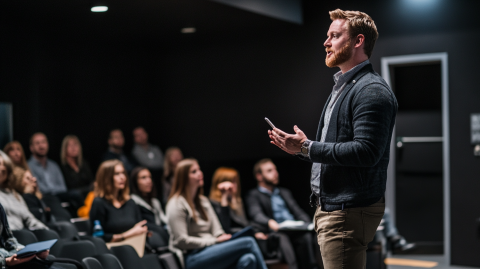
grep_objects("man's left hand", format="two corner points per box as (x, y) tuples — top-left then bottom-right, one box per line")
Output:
(268, 125), (307, 155)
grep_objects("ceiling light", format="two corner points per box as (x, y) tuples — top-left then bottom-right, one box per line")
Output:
(91, 6), (108, 12)
(181, 27), (196, 34)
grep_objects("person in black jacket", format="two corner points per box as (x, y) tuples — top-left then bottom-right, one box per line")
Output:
(130, 167), (169, 246)
(246, 159), (320, 269)
(267, 9), (397, 269)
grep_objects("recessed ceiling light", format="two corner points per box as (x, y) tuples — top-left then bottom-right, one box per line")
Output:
(91, 6), (108, 12)
(181, 27), (196, 34)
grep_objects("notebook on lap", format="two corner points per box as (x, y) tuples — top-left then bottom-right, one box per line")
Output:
(16, 239), (57, 258)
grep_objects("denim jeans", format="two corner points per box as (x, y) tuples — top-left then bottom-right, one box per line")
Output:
(185, 237), (267, 269)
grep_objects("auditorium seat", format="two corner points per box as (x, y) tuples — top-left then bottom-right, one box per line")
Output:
(55, 240), (97, 262)
(111, 245), (162, 269)
(94, 253), (124, 269)
(158, 252), (181, 269)
(32, 228), (61, 241)
(12, 229), (38, 245)
(82, 257), (104, 269)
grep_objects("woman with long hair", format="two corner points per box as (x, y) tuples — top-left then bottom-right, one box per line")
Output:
(160, 147), (183, 204)
(89, 159), (148, 242)
(166, 158), (266, 269)
(210, 168), (299, 269)
(209, 167), (249, 233)
(3, 141), (29, 170)
(130, 167), (169, 244)
(60, 135), (94, 197)
(0, 150), (47, 231)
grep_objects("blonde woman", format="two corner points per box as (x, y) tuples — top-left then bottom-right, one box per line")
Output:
(60, 135), (93, 197)
(89, 160), (147, 242)
(0, 150), (47, 231)
(3, 141), (29, 170)
(166, 158), (266, 269)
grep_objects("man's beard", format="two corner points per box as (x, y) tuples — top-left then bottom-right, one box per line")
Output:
(262, 176), (277, 187)
(325, 39), (353, 68)
(34, 153), (47, 158)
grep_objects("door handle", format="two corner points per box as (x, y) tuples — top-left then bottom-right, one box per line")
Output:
(396, 136), (443, 148)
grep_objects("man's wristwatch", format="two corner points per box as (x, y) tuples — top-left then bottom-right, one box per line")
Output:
(296, 140), (312, 158)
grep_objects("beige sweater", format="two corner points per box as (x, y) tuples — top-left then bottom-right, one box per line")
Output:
(0, 189), (48, 230)
(166, 195), (224, 251)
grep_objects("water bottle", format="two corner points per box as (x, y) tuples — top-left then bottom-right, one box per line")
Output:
(92, 220), (104, 237)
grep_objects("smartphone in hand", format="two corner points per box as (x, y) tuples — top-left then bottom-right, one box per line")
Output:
(265, 117), (276, 129)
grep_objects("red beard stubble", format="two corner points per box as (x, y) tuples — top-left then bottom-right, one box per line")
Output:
(325, 39), (353, 68)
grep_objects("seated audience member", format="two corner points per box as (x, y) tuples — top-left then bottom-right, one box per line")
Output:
(60, 135), (94, 198)
(166, 158), (266, 269)
(160, 146), (183, 205)
(130, 167), (167, 231)
(3, 141), (29, 170)
(131, 127), (164, 180)
(0, 203), (74, 269)
(210, 167), (299, 269)
(77, 190), (95, 218)
(27, 133), (67, 196)
(102, 129), (135, 173)
(11, 168), (71, 223)
(89, 160), (148, 242)
(0, 150), (47, 230)
(246, 159), (319, 269)
(382, 207), (416, 253)
(27, 133), (83, 213)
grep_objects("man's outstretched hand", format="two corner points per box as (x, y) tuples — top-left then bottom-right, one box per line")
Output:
(268, 125), (307, 155)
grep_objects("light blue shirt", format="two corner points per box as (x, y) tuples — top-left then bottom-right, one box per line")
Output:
(28, 157), (67, 195)
(258, 187), (294, 223)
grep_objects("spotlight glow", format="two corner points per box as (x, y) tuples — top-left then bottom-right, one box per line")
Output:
(91, 6), (108, 12)
(181, 27), (196, 34)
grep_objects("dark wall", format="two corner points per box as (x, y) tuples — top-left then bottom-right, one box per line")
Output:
(1, 0), (480, 266)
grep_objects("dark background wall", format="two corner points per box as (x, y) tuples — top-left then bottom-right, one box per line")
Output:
(1, 0), (480, 266)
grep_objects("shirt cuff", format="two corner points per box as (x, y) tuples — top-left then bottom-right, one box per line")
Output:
(307, 140), (314, 159)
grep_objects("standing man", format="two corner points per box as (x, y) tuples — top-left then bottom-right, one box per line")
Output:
(268, 9), (398, 269)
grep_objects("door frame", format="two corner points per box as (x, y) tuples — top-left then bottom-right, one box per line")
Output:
(381, 52), (449, 262)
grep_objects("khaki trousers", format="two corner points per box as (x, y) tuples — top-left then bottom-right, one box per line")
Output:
(314, 198), (385, 269)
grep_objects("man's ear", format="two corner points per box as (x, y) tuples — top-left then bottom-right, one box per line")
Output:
(354, 34), (365, 49)
(255, 173), (262, 182)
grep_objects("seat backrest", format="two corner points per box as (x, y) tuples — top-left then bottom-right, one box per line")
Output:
(51, 221), (80, 239)
(110, 245), (144, 269)
(12, 229), (38, 245)
(82, 257), (104, 269)
(58, 240), (97, 262)
(32, 228), (60, 241)
(159, 252), (181, 269)
(94, 253), (124, 269)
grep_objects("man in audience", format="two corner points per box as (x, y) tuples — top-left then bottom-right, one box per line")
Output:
(102, 129), (136, 173)
(246, 158), (320, 269)
(131, 127), (164, 180)
(28, 132), (68, 195)
(28, 132), (83, 213)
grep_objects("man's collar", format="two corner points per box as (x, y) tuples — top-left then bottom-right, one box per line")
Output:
(333, 59), (370, 85)
(258, 186), (279, 195)
(29, 156), (48, 167)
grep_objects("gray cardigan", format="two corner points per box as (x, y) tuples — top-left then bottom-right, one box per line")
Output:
(303, 64), (398, 211)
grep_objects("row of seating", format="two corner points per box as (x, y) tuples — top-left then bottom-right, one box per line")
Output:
(12, 227), (181, 269)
